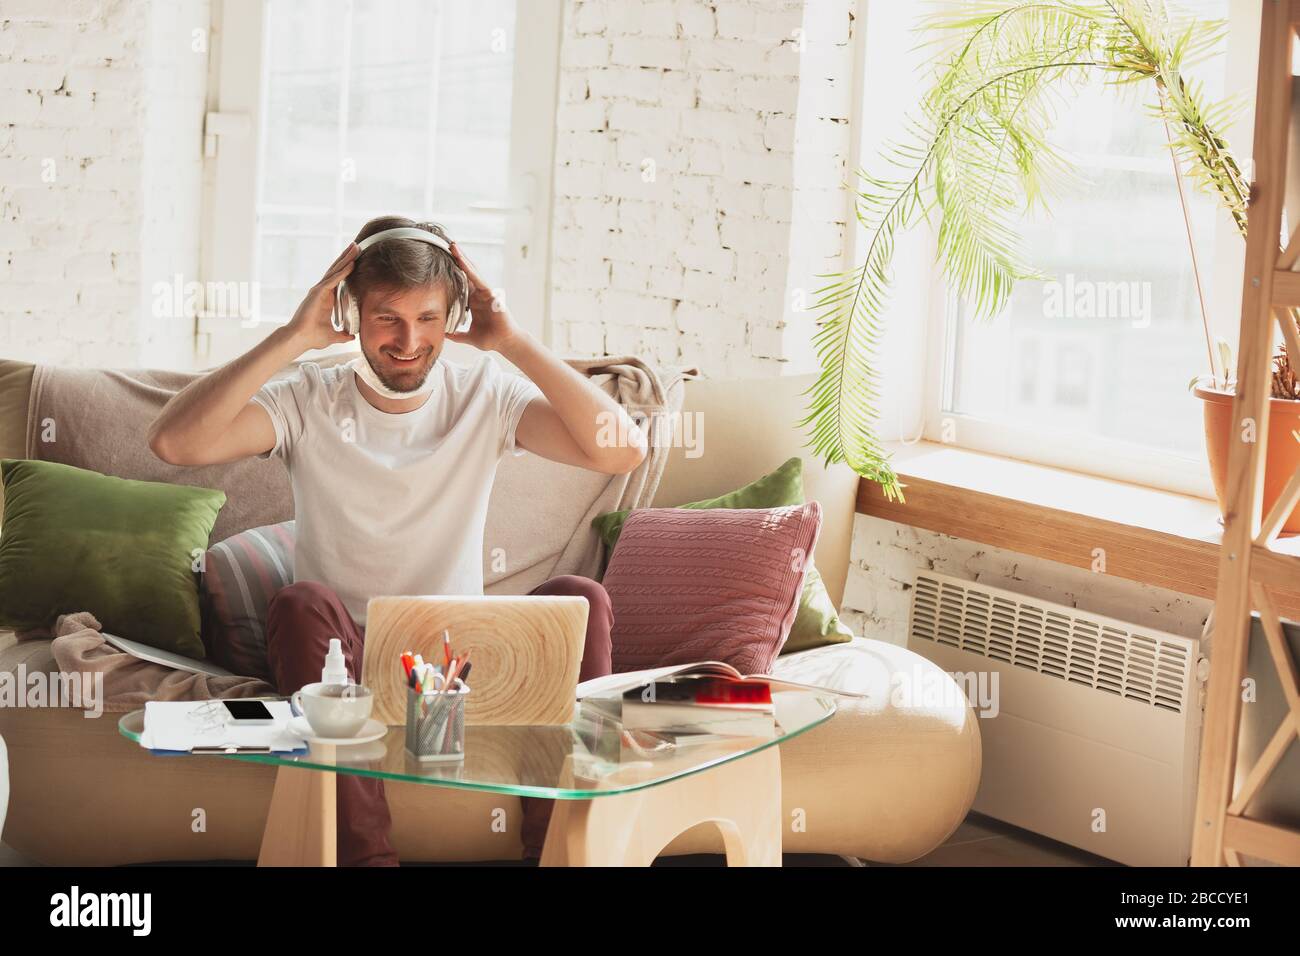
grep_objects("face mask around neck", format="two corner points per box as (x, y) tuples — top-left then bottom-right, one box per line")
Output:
(348, 355), (438, 401)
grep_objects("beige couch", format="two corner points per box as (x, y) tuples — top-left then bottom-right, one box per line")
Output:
(0, 356), (980, 865)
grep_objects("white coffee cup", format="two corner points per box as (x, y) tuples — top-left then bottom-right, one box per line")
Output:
(291, 682), (373, 738)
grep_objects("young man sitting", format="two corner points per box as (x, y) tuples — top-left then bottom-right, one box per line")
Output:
(147, 216), (646, 865)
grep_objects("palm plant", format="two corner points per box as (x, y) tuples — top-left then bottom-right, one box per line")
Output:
(801, 0), (1268, 501)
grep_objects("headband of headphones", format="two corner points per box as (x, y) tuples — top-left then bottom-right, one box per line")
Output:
(331, 226), (471, 335)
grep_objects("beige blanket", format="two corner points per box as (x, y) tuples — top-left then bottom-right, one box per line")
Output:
(49, 611), (275, 713)
(485, 354), (697, 593)
(28, 350), (696, 705)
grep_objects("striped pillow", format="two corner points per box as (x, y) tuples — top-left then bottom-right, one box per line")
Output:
(200, 520), (294, 682)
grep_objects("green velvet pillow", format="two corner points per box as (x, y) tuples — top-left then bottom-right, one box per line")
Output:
(591, 456), (854, 654)
(0, 459), (226, 658)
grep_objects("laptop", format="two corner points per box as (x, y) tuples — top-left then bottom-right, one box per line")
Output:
(361, 595), (590, 727)
(103, 631), (235, 679)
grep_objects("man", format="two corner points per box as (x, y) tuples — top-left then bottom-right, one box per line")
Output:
(148, 216), (646, 865)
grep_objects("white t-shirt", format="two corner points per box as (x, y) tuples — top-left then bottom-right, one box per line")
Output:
(251, 354), (543, 629)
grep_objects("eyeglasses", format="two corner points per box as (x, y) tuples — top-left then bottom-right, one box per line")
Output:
(187, 700), (230, 734)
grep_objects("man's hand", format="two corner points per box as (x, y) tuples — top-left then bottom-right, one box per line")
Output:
(447, 242), (523, 353)
(285, 242), (362, 351)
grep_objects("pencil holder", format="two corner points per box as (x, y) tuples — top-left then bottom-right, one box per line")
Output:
(405, 679), (470, 762)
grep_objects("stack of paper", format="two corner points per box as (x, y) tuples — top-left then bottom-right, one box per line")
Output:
(139, 700), (308, 754)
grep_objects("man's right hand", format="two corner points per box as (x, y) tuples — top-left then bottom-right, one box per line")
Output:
(149, 242), (362, 467)
(285, 242), (361, 351)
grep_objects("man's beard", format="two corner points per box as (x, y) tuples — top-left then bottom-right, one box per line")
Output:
(360, 344), (435, 393)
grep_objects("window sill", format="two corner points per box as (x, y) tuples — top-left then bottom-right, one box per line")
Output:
(855, 441), (1300, 617)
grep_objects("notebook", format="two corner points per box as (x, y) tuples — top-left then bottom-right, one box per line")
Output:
(139, 699), (307, 755)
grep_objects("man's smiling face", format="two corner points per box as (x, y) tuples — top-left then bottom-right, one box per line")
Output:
(357, 282), (450, 393)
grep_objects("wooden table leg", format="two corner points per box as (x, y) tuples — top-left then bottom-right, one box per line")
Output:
(257, 744), (337, 867)
(539, 745), (782, 867)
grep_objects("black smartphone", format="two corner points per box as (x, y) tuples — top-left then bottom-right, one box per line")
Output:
(221, 699), (276, 725)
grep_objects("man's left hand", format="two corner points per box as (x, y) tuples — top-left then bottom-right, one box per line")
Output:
(447, 243), (523, 353)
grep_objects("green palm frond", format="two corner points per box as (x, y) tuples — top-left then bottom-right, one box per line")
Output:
(799, 164), (924, 499)
(805, 0), (1248, 496)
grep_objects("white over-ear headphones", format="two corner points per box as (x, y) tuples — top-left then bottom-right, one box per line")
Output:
(331, 226), (471, 336)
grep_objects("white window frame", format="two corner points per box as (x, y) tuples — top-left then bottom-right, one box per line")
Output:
(913, 0), (1263, 501)
(196, 0), (562, 365)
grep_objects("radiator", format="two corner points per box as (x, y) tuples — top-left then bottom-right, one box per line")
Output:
(906, 571), (1207, 866)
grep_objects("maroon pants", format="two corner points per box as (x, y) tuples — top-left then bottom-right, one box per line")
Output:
(265, 575), (614, 865)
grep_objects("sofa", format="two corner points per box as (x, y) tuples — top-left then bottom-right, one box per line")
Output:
(0, 354), (981, 865)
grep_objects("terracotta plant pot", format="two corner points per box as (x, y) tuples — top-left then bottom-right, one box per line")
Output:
(1195, 384), (1300, 536)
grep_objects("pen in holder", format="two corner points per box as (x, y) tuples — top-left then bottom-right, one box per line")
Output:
(405, 678), (470, 762)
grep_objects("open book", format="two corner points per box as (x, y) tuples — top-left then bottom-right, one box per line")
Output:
(576, 661), (869, 700)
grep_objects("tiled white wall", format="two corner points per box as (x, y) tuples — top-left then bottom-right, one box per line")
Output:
(0, 0), (209, 368)
(550, 0), (854, 377)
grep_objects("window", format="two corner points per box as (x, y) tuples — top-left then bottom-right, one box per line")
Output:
(852, 1), (1260, 498)
(917, 0), (1260, 498)
(200, 0), (561, 365)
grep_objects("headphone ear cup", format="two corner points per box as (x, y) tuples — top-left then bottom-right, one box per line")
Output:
(453, 266), (471, 333)
(342, 283), (360, 334)
(445, 279), (462, 333)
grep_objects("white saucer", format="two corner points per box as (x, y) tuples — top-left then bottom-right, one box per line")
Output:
(287, 715), (387, 746)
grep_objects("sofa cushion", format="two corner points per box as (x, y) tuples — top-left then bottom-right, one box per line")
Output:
(0, 359), (34, 536)
(603, 502), (822, 675)
(591, 456), (854, 654)
(200, 520), (295, 682)
(0, 459), (225, 658)
(17, 356), (347, 546)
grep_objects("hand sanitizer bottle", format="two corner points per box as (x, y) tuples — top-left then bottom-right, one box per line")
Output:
(322, 638), (348, 686)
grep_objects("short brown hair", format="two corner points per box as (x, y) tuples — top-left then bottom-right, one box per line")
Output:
(347, 215), (462, 315)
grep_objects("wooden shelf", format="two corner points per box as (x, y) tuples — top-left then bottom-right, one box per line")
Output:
(1249, 541), (1300, 596)
(855, 441), (1300, 619)
(1274, 269), (1300, 307)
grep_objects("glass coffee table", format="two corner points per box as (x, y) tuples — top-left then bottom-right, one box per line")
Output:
(119, 689), (836, 867)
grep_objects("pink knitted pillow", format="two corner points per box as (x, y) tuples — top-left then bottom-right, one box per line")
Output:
(602, 503), (823, 675)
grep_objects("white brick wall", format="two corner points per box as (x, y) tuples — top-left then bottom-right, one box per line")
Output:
(549, 0), (855, 378)
(0, 0), (209, 367)
(3, 0), (850, 375)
